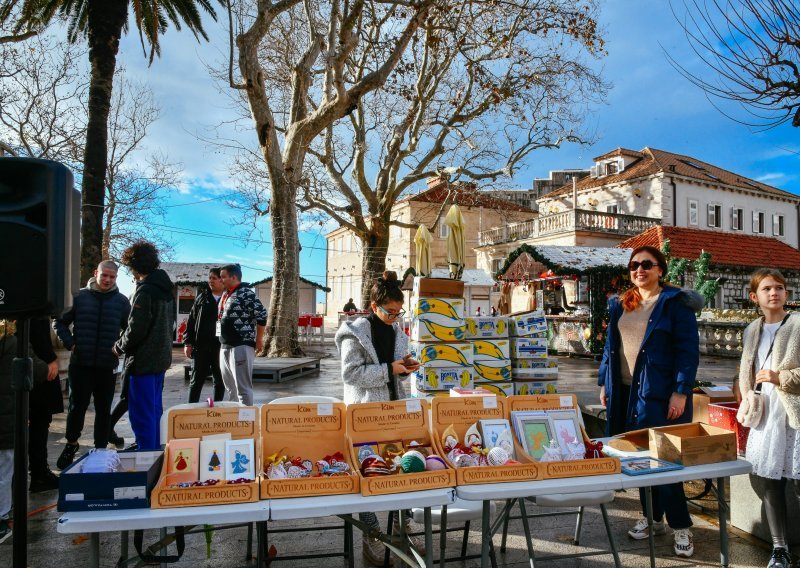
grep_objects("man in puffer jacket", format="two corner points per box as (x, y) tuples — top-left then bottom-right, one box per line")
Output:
(54, 261), (130, 469)
(115, 241), (175, 450)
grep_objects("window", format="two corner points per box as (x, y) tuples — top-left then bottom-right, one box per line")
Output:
(606, 161), (618, 175)
(491, 258), (503, 274)
(439, 223), (449, 238)
(753, 211), (765, 234)
(731, 207), (743, 231)
(774, 214), (785, 237)
(688, 199), (698, 226)
(707, 204), (721, 228)
(606, 204), (619, 214)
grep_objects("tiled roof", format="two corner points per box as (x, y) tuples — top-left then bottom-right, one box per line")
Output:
(161, 262), (221, 285)
(617, 226), (800, 270)
(429, 268), (495, 286)
(251, 275), (331, 292)
(401, 178), (536, 213)
(541, 147), (799, 201)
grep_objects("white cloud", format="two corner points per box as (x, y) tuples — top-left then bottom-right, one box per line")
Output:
(756, 173), (785, 183)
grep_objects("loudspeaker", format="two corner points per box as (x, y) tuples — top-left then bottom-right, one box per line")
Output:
(0, 157), (81, 317)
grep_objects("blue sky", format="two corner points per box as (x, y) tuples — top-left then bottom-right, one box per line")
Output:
(112, 1), (800, 296)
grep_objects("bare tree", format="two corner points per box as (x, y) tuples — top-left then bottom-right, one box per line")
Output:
(670, 0), (800, 128)
(1, 35), (180, 262)
(300, 0), (607, 303)
(227, 0), (442, 356)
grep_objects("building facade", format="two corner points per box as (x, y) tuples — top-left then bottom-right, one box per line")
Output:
(326, 177), (534, 314)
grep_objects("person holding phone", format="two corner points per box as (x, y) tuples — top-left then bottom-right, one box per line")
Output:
(335, 270), (419, 565)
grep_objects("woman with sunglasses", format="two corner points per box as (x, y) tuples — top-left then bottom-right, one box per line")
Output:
(598, 245), (703, 558)
(335, 270), (420, 565)
(738, 269), (800, 568)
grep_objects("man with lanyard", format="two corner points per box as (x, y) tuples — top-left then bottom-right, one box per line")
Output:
(184, 267), (225, 402)
(217, 264), (267, 405)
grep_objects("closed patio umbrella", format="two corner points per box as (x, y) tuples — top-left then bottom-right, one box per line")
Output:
(414, 225), (433, 277)
(444, 204), (466, 280)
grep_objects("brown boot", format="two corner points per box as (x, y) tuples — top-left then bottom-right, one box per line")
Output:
(362, 536), (393, 567)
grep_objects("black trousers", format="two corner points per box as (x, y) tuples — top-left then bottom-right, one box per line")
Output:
(188, 345), (224, 403)
(65, 365), (117, 448)
(29, 379), (63, 476)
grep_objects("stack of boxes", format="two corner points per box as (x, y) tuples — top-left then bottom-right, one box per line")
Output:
(464, 315), (513, 396)
(508, 311), (559, 394)
(408, 278), (474, 398)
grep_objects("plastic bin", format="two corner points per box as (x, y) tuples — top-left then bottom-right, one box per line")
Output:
(708, 401), (749, 455)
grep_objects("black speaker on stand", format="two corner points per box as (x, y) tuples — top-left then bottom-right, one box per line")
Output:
(0, 157), (80, 568)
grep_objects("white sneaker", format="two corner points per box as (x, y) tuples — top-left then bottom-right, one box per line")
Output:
(673, 528), (694, 558)
(362, 536), (393, 567)
(628, 517), (667, 540)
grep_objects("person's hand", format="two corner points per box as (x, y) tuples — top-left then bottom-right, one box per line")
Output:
(667, 392), (687, 420)
(255, 338), (265, 354)
(184, 345), (193, 358)
(113, 344), (122, 357)
(391, 359), (413, 375)
(46, 360), (59, 381)
(600, 384), (607, 407)
(755, 369), (780, 386)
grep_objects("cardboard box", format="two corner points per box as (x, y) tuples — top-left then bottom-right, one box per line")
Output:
(151, 406), (261, 508)
(260, 402), (359, 498)
(692, 386), (736, 424)
(409, 388), (451, 399)
(510, 337), (548, 359)
(472, 360), (512, 382)
(472, 339), (510, 362)
(409, 297), (466, 342)
(409, 341), (473, 368)
(511, 362), (558, 379)
(507, 395), (620, 479)
(472, 381), (514, 397)
(464, 317), (509, 339)
(346, 399), (455, 496)
(412, 277), (465, 299)
(513, 381), (558, 395)
(431, 396), (540, 484)
(511, 359), (558, 369)
(648, 423), (737, 466)
(508, 311), (547, 336)
(450, 387), (493, 396)
(58, 451), (163, 512)
(411, 366), (473, 391)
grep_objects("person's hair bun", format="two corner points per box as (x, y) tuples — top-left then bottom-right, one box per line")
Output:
(382, 270), (398, 282)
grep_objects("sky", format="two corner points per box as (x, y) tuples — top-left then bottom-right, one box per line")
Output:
(108, 1), (800, 297)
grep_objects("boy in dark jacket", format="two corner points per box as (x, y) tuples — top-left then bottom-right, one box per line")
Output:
(54, 261), (130, 469)
(183, 268), (224, 402)
(115, 241), (174, 450)
(1, 320), (49, 543)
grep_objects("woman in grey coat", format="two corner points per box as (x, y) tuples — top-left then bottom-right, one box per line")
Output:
(334, 270), (419, 565)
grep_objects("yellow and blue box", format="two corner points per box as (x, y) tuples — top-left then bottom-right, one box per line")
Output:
(510, 337), (548, 359)
(472, 358), (512, 382)
(464, 317), (509, 339)
(472, 339), (510, 362)
(410, 297), (466, 342)
(508, 311), (547, 336)
(411, 366), (473, 391)
(409, 341), (473, 368)
(511, 359), (558, 379)
(513, 381), (558, 395)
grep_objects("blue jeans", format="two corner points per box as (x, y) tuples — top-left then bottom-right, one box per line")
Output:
(128, 373), (164, 450)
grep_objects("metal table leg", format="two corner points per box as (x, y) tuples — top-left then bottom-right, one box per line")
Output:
(517, 497), (535, 567)
(344, 514), (354, 568)
(717, 477), (729, 567)
(424, 507), (433, 568)
(160, 527), (167, 568)
(645, 487), (656, 568)
(439, 505), (448, 567)
(89, 532), (100, 568)
(481, 500), (491, 568)
(118, 530), (128, 567)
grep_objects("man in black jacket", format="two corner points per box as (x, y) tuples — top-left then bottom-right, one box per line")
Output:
(184, 268), (224, 402)
(54, 261), (131, 469)
(115, 241), (174, 450)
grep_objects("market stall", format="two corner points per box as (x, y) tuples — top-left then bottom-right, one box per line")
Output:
(494, 245), (632, 355)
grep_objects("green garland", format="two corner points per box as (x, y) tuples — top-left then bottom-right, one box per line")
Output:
(495, 244), (628, 354)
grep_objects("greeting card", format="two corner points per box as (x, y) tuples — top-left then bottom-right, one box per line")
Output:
(225, 438), (255, 481)
(199, 438), (226, 482)
(166, 438), (200, 485)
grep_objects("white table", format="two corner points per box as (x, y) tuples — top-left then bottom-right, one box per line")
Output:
(269, 488), (456, 567)
(57, 500), (270, 568)
(456, 459), (752, 568)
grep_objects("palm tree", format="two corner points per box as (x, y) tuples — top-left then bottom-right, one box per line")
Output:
(1, 0), (218, 282)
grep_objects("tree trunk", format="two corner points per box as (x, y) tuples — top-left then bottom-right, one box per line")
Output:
(79, 0), (127, 283)
(264, 177), (302, 357)
(359, 224), (390, 309)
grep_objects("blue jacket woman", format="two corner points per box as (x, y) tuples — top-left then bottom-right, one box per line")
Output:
(599, 284), (703, 435)
(597, 245), (702, 559)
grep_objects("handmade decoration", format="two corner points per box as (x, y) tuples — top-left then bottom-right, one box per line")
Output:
(400, 451), (426, 473)
(424, 455), (447, 471)
(539, 439), (564, 462)
(487, 446), (511, 466)
(464, 423), (483, 447)
(584, 439), (604, 459)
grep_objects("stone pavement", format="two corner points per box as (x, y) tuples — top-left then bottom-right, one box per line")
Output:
(0, 334), (772, 567)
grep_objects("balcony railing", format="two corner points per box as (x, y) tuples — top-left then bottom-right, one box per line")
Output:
(478, 209), (661, 247)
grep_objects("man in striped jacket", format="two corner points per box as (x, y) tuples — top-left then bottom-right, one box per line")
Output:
(218, 264), (267, 405)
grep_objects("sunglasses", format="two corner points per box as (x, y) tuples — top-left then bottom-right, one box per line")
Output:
(377, 305), (406, 319)
(629, 260), (657, 271)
